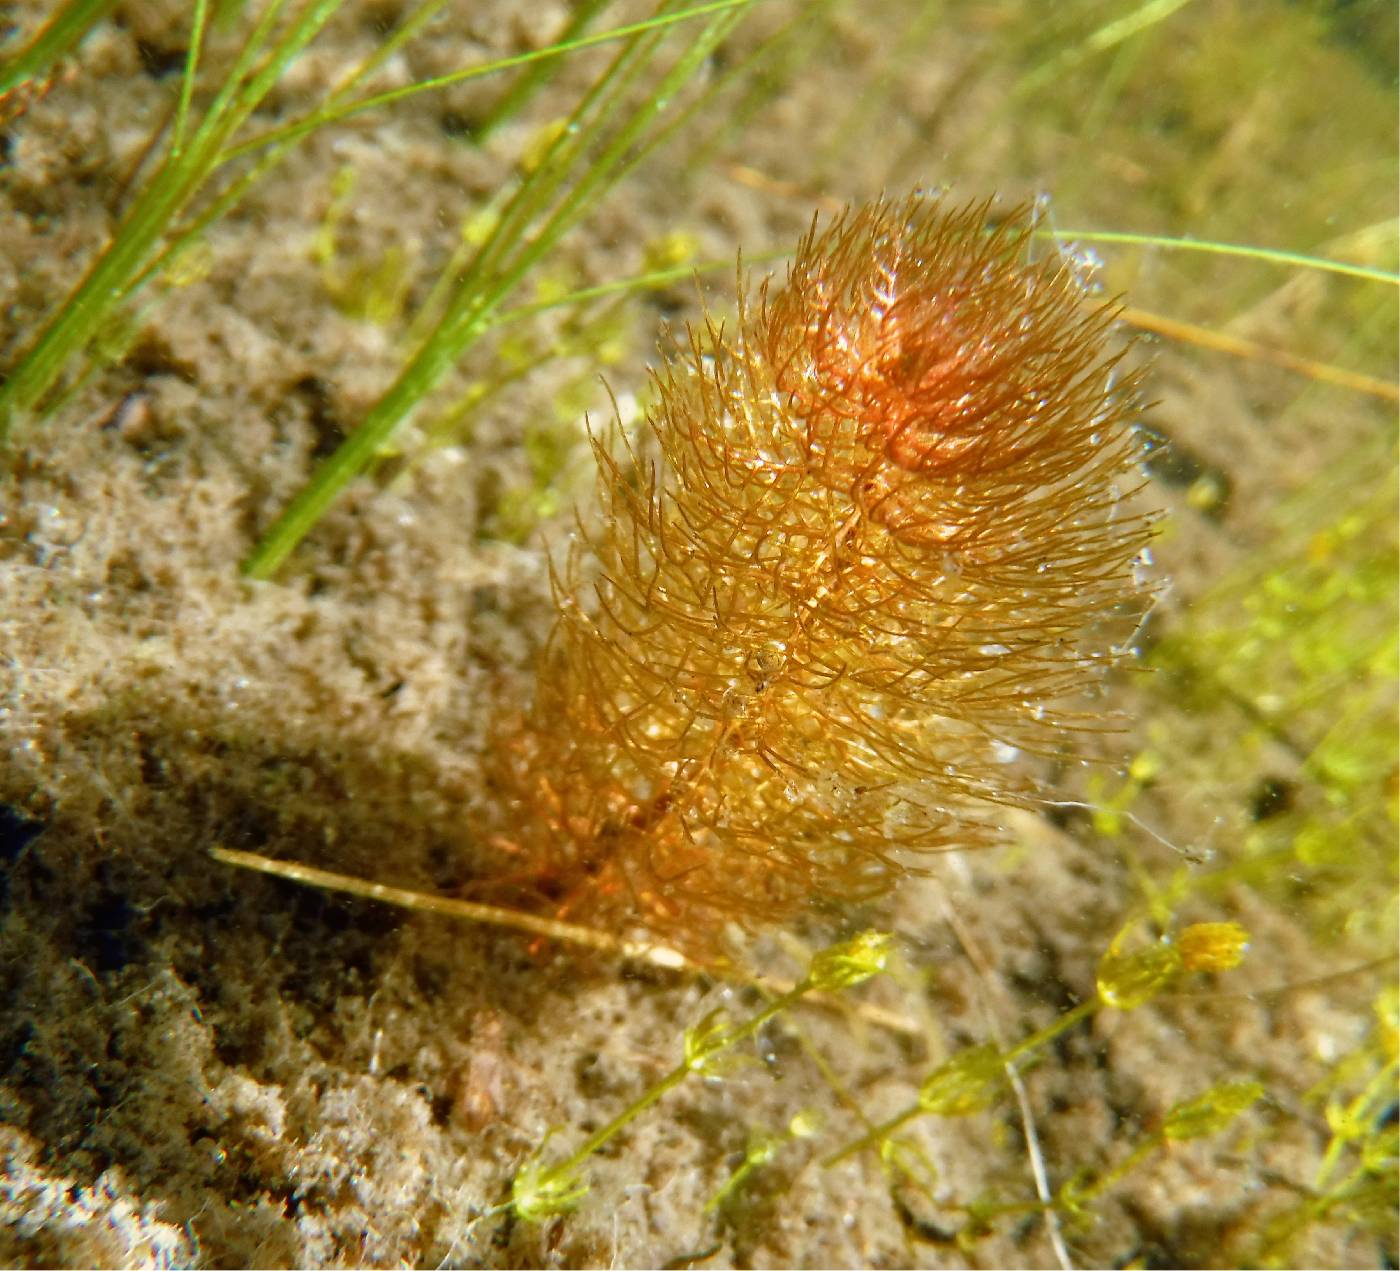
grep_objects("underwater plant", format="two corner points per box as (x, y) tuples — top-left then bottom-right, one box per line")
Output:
(2, 1), (1392, 1263)
(476, 194), (1158, 954)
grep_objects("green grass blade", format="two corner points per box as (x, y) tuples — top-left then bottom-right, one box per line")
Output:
(170, 0), (212, 158)
(1013, 0), (1198, 100)
(184, 0), (297, 158)
(470, 0), (748, 321)
(450, 5), (672, 306)
(217, 0), (760, 165)
(548, 3), (748, 226)
(473, 0), (615, 142)
(0, 0), (346, 438)
(242, 2), (757, 578)
(327, 0), (455, 97)
(136, 0), (454, 296)
(0, 0), (118, 97)
(680, 0), (839, 180)
(144, 0), (680, 380)
(242, 2), (679, 577)
(1033, 227), (1400, 286)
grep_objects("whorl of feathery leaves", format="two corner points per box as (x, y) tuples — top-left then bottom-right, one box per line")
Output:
(482, 194), (1157, 954)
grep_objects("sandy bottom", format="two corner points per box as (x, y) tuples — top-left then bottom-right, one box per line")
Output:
(0, 2), (1394, 1267)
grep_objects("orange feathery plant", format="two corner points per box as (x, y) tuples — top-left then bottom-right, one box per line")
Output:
(481, 193), (1158, 956)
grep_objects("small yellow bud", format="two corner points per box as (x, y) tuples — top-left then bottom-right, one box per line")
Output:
(511, 1140), (589, 1222)
(1185, 471), (1229, 514)
(1376, 986), (1398, 1061)
(1097, 943), (1182, 1010)
(1128, 751), (1161, 783)
(1178, 922), (1250, 973)
(519, 118), (569, 174)
(683, 1008), (735, 1076)
(918, 1042), (1002, 1116)
(806, 930), (893, 992)
(643, 230), (701, 274)
(1162, 1081), (1264, 1141)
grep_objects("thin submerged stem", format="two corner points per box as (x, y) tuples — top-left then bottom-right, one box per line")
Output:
(0, 0), (344, 438)
(243, 0), (753, 577)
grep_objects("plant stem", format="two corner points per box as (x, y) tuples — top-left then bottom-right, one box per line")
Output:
(218, 0), (758, 164)
(243, 0), (752, 577)
(824, 998), (1101, 1167)
(473, 0), (614, 142)
(822, 1106), (921, 1167)
(1000, 997), (1098, 1066)
(0, 0), (119, 97)
(532, 981), (810, 1196)
(170, 0), (211, 159)
(0, 0), (345, 439)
